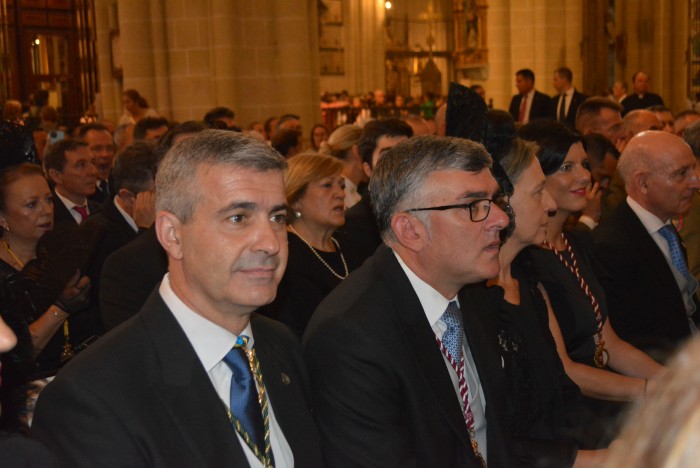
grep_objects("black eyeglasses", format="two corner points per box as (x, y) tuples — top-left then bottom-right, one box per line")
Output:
(405, 196), (509, 222)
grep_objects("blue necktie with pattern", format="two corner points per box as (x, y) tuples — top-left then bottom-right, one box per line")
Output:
(222, 336), (265, 452)
(442, 301), (464, 362)
(658, 224), (694, 284)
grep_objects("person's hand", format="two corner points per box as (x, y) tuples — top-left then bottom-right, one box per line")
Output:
(133, 190), (156, 229)
(55, 270), (91, 315)
(582, 182), (602, 223)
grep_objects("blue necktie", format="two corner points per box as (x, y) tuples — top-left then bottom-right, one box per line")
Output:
(658, 225), (694, 284)
(442, 301), (464, 362)
(222, 336), (265, 452)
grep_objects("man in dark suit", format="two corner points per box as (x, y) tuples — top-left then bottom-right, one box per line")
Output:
(81, 141), (158, 335)
(593, 131), (700, 361)
(341, 118), (412, 262)
(79, 123), (116, 204)
(551, 67), (588, 130)
(43, 139), (100, 225)
(304, 136), (514, 466)
(100, 225), (167, 330)
(508, 68), (551, 124)
(33, 131), (324, 467)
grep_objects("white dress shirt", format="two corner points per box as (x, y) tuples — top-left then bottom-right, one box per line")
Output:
(394, 252), (488, 460)
(627, 197), (697, 327)
(54, 189), (89, 224)
(160, 274), (294, 467)
(522, 89), (535, 124)
(557, 87), (574, 119)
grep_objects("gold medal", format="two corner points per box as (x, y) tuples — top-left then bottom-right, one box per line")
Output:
(594, 340), (609, 368)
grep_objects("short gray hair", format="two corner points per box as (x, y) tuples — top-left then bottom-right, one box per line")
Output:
(370, 135), (492, 242)
(684, 120), (700, 158)
(156, 130), (287, 222)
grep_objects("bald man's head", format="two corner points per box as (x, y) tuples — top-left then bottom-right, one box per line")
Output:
(618, 131), (699, 221)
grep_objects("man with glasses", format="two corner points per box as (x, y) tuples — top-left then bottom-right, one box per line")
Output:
(80, 123), (116, 204)
(304, 135), (515, 466)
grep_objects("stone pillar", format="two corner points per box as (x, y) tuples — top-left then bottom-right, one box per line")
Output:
(118, 0), (160, 115)
(93, 0), (120, 122)
(487, 0), (513, 110)
(617, 0), (688, 112)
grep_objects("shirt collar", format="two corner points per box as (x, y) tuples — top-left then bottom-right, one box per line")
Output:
(113, 195), (138, 232)
(54, 188), (86, 211)
(627, 196), (668, 234)
(159, 273), (254, 373)
(393, 250), (458, 328)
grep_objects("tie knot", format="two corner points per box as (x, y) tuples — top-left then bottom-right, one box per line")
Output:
(441, 301), (464, 362)
(73, 205), (88, 222)
(658, 224), (678, 240)
(235, 335), (250, 349)
(442, 301), (463, 330)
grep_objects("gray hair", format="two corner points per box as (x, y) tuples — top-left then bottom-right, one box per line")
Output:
(498, 138), (538, 184)
(156, 130), (287, 223)
(684, 120), (700, 158)
(370, 135), (492, 242)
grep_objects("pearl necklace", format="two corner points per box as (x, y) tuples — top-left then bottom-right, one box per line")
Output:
(288, 225), (349, 280)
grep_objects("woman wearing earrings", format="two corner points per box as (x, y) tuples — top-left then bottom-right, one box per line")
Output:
(518, 120), (663, 427)
(261, 153), (360, 338)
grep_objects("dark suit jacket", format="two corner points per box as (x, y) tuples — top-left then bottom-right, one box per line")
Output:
(508, 90), (552, 123)
(339, 193), (381, 264)
(78, 198), (141, 336)
(551, 89), (588, 129)
(303, 245), (514, 467)
(592, 200), (697, 360)
(87, 175), (115, 205)
(51, 191), (100, 226)
(100, 225), (167, 331)
(32, 291), (324, 467)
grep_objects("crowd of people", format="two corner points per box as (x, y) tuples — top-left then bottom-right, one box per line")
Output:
(0, 69), (699, 467)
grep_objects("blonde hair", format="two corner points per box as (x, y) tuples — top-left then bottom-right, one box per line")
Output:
(319, 124), (362, 161)
(605, 337), (700, 468)
(285, 152), (344, 205)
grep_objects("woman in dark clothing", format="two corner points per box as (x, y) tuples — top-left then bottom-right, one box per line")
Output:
(486, 136), (611, 466)
(261, 153), (360, 338)
(518, 120), (663, 419)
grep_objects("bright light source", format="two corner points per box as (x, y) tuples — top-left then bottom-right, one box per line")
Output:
(34, 39), (40, 45)
(385, 1), (392, 9)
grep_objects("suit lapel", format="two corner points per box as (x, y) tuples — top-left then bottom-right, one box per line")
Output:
(618, 202), (685, 305)
(140, 293), (248, 465)
(375, 247), (472, 449)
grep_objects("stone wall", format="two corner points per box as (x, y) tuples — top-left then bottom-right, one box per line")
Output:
(96, 0), (321, 129)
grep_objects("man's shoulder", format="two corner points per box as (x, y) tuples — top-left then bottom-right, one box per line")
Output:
(304, 246), (400, 342)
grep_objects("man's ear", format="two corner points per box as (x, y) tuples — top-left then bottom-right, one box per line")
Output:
(634, 170), (648, 194)
(117, 188), (136, 208)
(391, 212), (428, 253)
(362, 161), (372, 179)
(48, 168), (62, 186)
(155, 211), (184, 260)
